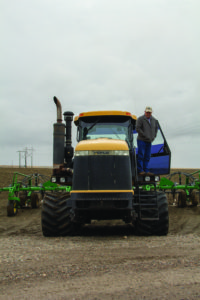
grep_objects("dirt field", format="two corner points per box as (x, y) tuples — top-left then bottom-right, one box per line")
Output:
(0, 168), (200, 299)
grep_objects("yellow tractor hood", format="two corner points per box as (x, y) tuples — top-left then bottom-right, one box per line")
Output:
(75, 138), (129, 151)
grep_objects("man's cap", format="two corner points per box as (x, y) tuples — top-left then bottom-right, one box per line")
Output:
(145, 106), (152, 112)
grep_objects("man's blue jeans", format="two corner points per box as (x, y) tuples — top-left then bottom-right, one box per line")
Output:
(137, 140), (152, 173)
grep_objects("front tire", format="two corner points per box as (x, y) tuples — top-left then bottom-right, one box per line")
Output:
(41, 191), (77, 237)
(135, 191), (169, 236)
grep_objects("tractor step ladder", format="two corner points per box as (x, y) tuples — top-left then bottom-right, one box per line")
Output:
(134, 186), (159, 221)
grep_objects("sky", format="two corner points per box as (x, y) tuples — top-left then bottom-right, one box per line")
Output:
(1, 0), (200, 168)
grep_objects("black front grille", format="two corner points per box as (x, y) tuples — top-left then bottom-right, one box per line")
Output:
(76, 200), (90, 208)
(73, 155), (132, 190)
(76, 200), (129, 209)
(114, 200), (128, 208)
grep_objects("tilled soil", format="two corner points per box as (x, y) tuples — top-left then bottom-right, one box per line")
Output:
(0, 168), (200, 299)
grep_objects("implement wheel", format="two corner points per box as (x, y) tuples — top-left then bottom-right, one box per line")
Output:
(7, 200), (18, 217)
(190, 190), (199, 207)
(41, 191), (79, 237)
(19, 191), (27, 207)
(178, 191), (187, 208)
(135, 191), (169, 236)
(31, 192), (40, 209)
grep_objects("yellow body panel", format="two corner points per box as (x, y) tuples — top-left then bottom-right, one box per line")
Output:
(75, 138), (129, 151)
(74, 110), (137, 125)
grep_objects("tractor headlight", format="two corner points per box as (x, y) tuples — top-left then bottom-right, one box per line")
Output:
(75, 151), (89, 156)
(145, 176), (150, 182)
(51, 177), (56, 183)
(155, 176), (160, 182)
(60, 177), (65, 183)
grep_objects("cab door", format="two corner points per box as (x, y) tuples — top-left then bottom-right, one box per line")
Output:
(133, 121), (171, 175)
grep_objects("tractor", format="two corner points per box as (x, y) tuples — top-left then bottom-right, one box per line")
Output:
(41, 97), (171, 236)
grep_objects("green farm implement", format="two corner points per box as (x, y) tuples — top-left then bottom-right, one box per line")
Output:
(158, 170), (200, 207)
(0, 172), (71, 216)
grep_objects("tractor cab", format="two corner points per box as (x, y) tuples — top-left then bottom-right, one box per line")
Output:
(75, 111), (136, 149)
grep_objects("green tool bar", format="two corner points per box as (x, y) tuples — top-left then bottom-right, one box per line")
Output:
(189, 170), (200, 176)
(158, 185), (199, 190)
(0, 186), (72, 192)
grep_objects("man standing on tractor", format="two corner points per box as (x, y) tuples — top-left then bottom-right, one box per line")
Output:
(136, 106), (158, 175)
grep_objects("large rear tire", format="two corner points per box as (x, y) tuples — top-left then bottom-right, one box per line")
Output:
(135, 191), (169, 236)
(41, 191), (78, 237)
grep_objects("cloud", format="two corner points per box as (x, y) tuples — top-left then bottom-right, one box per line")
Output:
(1, 0), (200, 168)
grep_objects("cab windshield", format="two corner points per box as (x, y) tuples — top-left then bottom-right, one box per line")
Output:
(78, 119), (131, 144)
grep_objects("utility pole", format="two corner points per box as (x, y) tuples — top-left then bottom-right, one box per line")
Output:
(24, 147), (27, 168)
(17, 150), (26, 168)
(30, 147), (34, 167)
(25, 147), (34, 167)
(17, 147), (34, 168)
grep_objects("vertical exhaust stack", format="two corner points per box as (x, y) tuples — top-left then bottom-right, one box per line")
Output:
(63, 111), (74, 167)
(53, 97), (65, 169)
